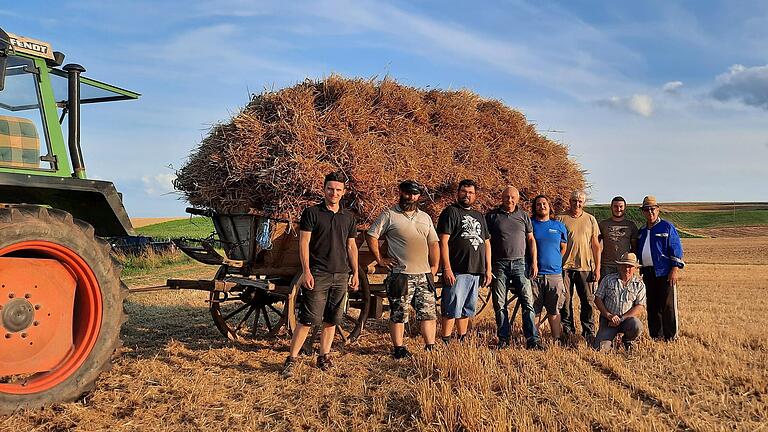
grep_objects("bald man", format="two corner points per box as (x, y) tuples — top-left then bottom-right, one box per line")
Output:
(485, 187), (542, 349)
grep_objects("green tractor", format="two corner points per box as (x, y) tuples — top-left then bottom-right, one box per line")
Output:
(0, 28), (138, 413)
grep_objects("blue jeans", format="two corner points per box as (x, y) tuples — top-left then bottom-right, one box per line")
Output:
(492, 259), (539, 345)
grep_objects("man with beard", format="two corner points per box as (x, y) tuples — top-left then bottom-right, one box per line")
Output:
(637, 195), (684, 341)
(599, 196), (638, 279)
(367, 180), (440, 358)
(485, 186), (542, 350)
(557, 190), (601, 345)
(437, 179), (492, 342)
(282, 172), (359, 378)
(530, 195), (567, 342)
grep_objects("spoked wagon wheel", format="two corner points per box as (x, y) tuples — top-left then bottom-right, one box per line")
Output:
(475, 283), (494, 318)
(0, 206), (126, 414)
(208, 267), (298, 341)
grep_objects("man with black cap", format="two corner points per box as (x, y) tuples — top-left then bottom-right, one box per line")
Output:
(367, 180), (440, 357)
(637, 195), (684, 341)
(593, 252), (646, 351)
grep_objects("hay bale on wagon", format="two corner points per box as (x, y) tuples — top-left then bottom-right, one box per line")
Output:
(174, 75), (585, 225)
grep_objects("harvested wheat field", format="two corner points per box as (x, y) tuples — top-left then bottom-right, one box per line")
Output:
(2, 238), (767, 431)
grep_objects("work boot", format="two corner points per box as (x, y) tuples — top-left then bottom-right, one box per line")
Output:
(441, 335), (452, 345)
(622, 339), (634, 352)
(317, 354), (333, 371)
(457, 333), (467, 342)
(393, 346), (413, 359)
(281, 356), (297, 379)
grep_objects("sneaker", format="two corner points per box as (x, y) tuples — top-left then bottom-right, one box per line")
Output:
(393, 346), (413, 359)
(281, 356), (297, 379)
(424, 344), (435, 352)
(441, 335), (452, 344)
(622, 339), (634, 352)
(497, 338), (511, 349)
(317, 354), (333, 371)
(457, 333), (467, 342)
(526, 341), (546, 351)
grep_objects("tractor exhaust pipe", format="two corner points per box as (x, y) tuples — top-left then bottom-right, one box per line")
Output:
(63, 63), (86, 178)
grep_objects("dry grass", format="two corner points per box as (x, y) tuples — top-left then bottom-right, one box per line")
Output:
(2, 238), (767, 431)
(174, 76), (585, 224)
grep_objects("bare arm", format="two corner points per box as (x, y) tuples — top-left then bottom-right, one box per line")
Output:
(560, 242), (567, 256)
(366, 234), (396, 269)
(621, 303), (644, 320)
(298, 230), (314, 289)
(591, 233), (602, 280)
(439, 233), (455, 285)
(347, 237), (359, 290)
(428, 241), (440, 276)
(527, 232), (538, 278)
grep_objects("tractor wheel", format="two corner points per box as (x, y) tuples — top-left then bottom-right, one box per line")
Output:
(0, 206), (127, 414)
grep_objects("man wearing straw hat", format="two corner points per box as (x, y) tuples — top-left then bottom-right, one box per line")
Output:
(557, 190), (601, 345)
(637, 195), (684, 341)
(367, 180), (440, 358)
(593, 252), (646, 351)
(282, 171), (359, 378)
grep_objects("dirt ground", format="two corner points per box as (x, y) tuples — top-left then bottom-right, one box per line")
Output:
(2, 238), (767, 431)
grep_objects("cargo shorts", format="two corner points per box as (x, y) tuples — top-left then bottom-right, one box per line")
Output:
(532, 274), (566, 316)
(387, 273), (437, 323)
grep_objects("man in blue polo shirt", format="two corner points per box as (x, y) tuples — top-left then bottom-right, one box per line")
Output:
(530, 195), (567, 342)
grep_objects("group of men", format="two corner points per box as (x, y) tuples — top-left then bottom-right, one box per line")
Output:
(281, 172), (685, 377)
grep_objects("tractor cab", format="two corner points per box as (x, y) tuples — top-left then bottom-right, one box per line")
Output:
(0, 29), (139, 236)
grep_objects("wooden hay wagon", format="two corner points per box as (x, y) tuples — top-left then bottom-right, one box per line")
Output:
(133, 208), (520, 347)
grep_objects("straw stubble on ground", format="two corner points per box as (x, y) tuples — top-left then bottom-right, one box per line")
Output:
(1, 238), (767, 431)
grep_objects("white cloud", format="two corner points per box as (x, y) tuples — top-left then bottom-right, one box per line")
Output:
(662, 81), (683, 93)
(142, 173), (177, 196)
(306, 0), (641, 100)
(711, 64), (768, 109)
(595, 94), (654, 117)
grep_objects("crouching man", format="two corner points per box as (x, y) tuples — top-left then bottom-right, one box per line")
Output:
(593, 252), (646, 351)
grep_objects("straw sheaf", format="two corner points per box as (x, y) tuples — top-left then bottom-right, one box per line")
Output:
(174, 75), (586, 225)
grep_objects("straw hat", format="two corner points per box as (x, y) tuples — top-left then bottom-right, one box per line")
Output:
(641, 195), (659, 209)
(615, 252), (640, 267)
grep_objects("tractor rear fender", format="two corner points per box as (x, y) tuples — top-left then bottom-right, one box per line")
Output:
(0, 172), (134, 237)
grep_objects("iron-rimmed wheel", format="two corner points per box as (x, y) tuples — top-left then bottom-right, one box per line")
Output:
(208, 266), (298, 341)
(0, 206), (126, 414)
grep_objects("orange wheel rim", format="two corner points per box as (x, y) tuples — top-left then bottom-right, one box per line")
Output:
(0, 240), (103, 394)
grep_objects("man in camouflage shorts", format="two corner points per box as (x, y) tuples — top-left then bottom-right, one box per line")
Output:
(367, 180), (440, 358)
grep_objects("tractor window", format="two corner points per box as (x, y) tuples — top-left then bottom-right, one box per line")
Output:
(0, 56), (53, 170)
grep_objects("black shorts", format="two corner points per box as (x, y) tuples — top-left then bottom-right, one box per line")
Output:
(298, 271), (348, 326)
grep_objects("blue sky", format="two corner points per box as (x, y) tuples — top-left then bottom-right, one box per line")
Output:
(3, 0), (767, 216)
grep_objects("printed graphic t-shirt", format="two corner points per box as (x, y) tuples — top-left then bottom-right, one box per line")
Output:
(532, 219), (568, 275)
(437, 204), (490, 274)
(598, 218), (639, 273)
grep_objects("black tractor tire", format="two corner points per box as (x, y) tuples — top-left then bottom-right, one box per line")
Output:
(0, 205), (127, 414)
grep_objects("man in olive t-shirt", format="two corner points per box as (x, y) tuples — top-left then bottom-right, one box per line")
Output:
(557, 190), (601, 343)
(598, 196), (638, 278)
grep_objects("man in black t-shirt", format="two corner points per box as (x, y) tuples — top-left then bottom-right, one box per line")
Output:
(282, 172), (359, 378)
(437, 179), (492, 342)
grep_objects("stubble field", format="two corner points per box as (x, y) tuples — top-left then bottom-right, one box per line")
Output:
(2, 237), (767, 431)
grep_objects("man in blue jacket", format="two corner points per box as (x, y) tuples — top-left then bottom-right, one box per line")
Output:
(637, 195), (684, 341)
